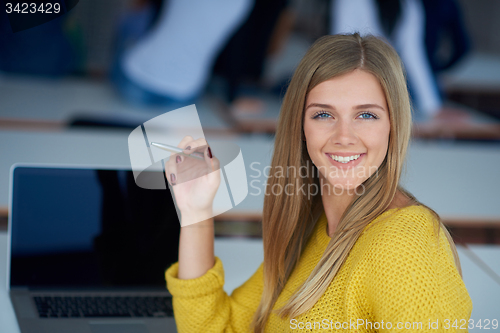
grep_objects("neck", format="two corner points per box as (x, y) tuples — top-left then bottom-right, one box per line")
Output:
(320, 177), (356, 237)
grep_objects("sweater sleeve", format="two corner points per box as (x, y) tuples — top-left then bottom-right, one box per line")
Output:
(363, 208), (472, 332)
(165, 257), (264, 333)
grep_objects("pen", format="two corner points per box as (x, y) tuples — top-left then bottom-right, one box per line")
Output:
(150, 142), (205, 160)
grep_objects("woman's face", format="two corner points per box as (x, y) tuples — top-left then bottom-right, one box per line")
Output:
(303, 69), (391, 193)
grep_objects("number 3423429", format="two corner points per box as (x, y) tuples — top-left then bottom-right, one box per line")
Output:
(443, 319), (498, 330)
(6, 3), (61, 14)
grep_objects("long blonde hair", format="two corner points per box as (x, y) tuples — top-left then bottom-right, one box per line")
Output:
(251, 33), (461, 332)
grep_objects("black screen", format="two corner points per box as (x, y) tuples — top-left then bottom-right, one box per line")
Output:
(10, 167), (180, 289)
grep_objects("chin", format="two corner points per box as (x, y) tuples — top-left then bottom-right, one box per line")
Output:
(324, 178), (364, 194)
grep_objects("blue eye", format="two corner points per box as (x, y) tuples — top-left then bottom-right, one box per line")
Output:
(312, 111), (331, 119)
(358, 112), (378, 119)
(311, 111), (379, 120)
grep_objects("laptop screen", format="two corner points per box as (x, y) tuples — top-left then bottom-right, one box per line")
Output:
(10, 166), (180, 289)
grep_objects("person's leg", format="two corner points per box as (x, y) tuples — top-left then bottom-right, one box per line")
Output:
(214, 0), (289, 103)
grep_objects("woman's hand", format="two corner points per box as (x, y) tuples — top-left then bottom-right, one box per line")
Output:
(165, 136), (221, 226)
(165, 136), (220, 279)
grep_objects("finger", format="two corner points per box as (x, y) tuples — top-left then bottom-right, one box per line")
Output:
(205, 152), (221, 188)
(204, 145), (221, 171)
(210, 155), (220, 171)
(183, 138), (208, 154)
(177, 136), (194, 149)
(165, 149), (178, 186)
(173, 136), (198, 164)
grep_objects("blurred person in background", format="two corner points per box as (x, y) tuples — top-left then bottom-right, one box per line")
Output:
(422, 0), (470, 121)
(331, 0), (470, 124)
(0, 9), (78, 77)
(112, 0), (291, 117)
(112, 0), (253, 106)
(212, 0), (290, 116)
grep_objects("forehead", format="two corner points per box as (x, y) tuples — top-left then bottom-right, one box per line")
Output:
(306, 70), (387, 108)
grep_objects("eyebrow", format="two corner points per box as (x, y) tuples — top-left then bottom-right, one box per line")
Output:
(305, 103), (386, 111)
(355, 104), (386, 111)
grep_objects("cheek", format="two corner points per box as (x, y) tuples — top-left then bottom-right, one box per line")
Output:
(303, 119), (313, 140)
(367, 126), (390, 164)
(303, 121), (321, 154)
(304, 131), (331, 163)
(305, 139), (321, 162)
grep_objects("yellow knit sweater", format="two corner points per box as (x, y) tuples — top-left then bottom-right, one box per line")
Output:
(165, 205), (472, 332)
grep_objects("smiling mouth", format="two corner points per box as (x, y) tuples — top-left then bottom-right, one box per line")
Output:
(328, 154), (363, 163)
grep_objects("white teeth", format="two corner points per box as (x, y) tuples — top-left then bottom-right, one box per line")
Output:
(329, 154), (361, 163)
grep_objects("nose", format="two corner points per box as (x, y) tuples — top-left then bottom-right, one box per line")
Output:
(330, 119), (357, 146)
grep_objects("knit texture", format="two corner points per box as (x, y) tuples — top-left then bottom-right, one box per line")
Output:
(165, 205), (472, 332)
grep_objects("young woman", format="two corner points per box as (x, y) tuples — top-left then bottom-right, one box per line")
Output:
(165, 33), (472, 332)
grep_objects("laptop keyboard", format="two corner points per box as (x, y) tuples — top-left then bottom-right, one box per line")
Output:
(33, 296), (173, 318)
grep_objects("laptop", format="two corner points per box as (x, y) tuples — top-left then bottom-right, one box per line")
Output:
(8, 164), (180, 333)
